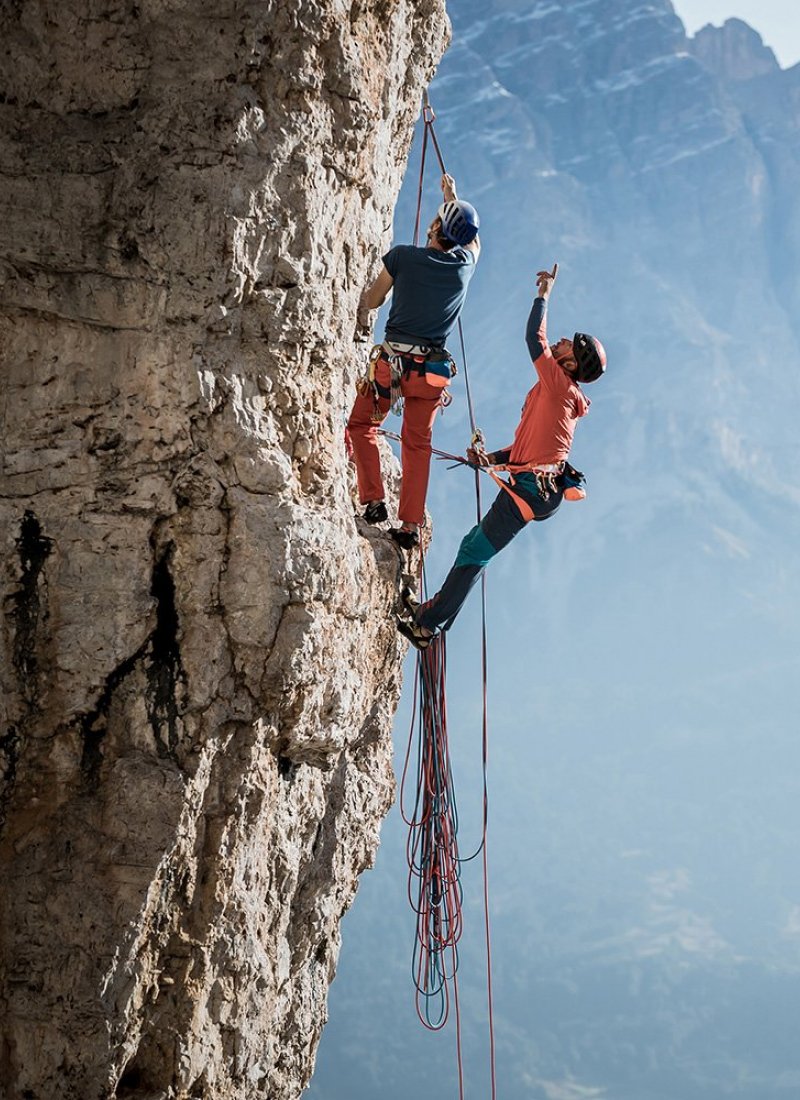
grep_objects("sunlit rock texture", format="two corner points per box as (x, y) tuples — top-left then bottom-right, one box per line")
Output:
(0, 1), (447, 1096)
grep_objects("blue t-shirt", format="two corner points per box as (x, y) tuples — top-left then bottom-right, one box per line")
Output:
(382, 243), (477, 346)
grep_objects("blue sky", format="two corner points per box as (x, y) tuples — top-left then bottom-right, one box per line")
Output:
(673, 0), (800, 66)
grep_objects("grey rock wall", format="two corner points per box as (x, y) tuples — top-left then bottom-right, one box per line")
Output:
(0, 2), (448, 1097)
(691, 17), (779, 81)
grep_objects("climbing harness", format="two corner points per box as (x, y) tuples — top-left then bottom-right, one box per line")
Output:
(473, 458), (588, 520)
(488, 458), (587, 505)
(358, 340), (458, 422)
(385, 341), (457, 392)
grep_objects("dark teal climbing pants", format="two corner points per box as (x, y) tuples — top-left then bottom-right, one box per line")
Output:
(417, 473), (563, 634)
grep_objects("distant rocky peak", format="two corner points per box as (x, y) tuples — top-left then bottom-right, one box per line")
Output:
(689, 17), (780, 82)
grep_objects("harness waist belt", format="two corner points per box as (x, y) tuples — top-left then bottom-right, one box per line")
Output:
(383, 340), (443, 357)
(498, 460), (564, 475)
(526, 462), (562, 474)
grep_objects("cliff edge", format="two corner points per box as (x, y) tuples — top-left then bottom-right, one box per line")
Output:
(0, 1), (448, 1096)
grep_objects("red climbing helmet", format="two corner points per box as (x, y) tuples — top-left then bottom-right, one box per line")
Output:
(572, 332), (606, 383)
(437, 200), (480, 246)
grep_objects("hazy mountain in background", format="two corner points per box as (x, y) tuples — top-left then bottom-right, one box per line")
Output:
(309, 2), (800, 1098)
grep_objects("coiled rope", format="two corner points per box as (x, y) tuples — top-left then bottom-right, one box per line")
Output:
(401, 632), (461, 1030)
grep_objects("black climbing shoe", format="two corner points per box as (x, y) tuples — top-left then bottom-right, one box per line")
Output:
(363, 501), (388, 524)
(397, 617), (432, 650)
(390, 527), (419, 550)
(400, 585), (420, 619)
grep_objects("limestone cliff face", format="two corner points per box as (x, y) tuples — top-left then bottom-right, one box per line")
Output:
(0, 2), (448, 1097)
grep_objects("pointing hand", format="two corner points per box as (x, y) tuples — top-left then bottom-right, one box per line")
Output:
(536, 263), (558, 298)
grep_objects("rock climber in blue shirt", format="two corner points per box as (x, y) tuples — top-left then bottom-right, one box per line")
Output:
(347, 173), (480, 549)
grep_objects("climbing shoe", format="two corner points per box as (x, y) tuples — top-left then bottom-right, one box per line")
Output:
(389, 527), (419, 550)
(363, 500), (388, 524)
(397, 617), (432, 650)
(400, 585), (420, 619)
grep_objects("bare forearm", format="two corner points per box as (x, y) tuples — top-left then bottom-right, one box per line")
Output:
(357, 266), (394, 331)
(359, 287), (383, 314)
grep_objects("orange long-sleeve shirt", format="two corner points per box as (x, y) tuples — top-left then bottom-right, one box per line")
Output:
(506, 297), (589, 467)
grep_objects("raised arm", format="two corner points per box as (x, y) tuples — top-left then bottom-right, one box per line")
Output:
(525, 296), (548, 362)
(525, 263), (558, 363)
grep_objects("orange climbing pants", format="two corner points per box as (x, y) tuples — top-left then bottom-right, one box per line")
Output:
(347, 355), (443, 526)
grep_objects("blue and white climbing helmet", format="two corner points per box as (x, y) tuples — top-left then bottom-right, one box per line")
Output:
(437, 200), (480, 246)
